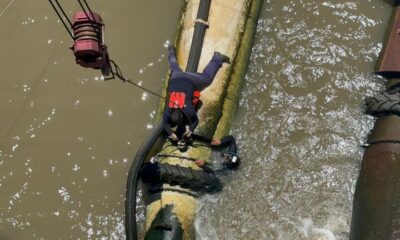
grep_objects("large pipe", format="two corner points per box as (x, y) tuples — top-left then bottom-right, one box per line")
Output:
(350, 1), (400, 238)
(125, 122), (165, 240)
(375, 1), (400, 78)
(140, 0), (263, 239)
(350, 115), (400, 240)
(185, 0), (212, 72)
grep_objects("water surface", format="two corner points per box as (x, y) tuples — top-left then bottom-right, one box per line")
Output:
(195, 1), (388, 239)
(0, 0), (181, 239)
(0, 0), (391, 239)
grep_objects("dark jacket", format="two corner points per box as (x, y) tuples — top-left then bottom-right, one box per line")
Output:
(163, 77), (199, 136)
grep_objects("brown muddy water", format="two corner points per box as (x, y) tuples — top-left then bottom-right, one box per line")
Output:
(0, 0), (181, 239)
(0, 0), (391, 240)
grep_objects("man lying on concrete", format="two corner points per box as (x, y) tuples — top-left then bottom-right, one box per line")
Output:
(163, 44), (230, 144)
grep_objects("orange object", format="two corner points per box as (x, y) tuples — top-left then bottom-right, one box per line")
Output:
(193, 90), (201, 108)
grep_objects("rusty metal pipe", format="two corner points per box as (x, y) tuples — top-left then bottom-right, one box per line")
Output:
(350, 116), (400, 240)
(350, 3), (400, 236)
(375, 2), (400, 78)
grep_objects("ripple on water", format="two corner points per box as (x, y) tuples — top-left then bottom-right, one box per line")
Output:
(196, 1), (385, 239)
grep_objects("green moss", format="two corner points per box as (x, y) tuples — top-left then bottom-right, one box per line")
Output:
(214, 0), (263, 139)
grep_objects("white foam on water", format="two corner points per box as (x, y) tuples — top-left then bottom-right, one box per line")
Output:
(195, 194), (220, 240)
(295, 218), (337, 240)
(107, 110), (113, 117)
(58, 187), (70, 203)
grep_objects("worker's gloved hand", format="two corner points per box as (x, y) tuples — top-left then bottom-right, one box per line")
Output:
(183, 126), (192, 139)
(168, 133), (179, 142)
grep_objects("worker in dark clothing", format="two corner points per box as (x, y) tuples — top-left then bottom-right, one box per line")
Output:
(163, 44), (230, 142)
(194, 135), (241, 172)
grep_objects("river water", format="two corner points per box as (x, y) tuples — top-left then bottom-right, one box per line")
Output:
(0, 0), (390, 239)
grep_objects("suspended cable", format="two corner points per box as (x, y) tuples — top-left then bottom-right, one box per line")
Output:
(76, 0), (102, 40)
(79, 0), (97, 23)
(108, 59), (195, 126)
(155, 154), (197, 161)
(109, 60), (167, 101)
(48, 0), (74, 40)
(0, 0), (16, 18)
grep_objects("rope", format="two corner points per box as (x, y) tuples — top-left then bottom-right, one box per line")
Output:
(108, 59), (194, 126)
(155, 154), (197, 161)
(109, 60), (166, 100)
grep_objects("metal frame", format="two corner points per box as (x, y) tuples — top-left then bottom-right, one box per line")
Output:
(48, 0), (102, 41)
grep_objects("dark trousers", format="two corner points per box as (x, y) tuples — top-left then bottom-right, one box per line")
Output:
(169, 52), (223, 91)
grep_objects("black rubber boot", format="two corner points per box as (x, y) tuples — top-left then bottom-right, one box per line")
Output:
(214, 51), (231, 64)
(194, 99), (203, 111)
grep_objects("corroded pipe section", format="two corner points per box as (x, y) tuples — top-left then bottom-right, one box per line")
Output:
(350, 2), (400, 239)
(350, 115), (400, 240)
(375, 1), (400, 78)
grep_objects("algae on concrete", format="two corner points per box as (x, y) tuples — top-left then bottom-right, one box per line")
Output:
(214, 0), (263, 139)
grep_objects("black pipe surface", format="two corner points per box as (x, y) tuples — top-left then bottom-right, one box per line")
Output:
(185, 0), (212, 72)
(125, 122), (165, 240)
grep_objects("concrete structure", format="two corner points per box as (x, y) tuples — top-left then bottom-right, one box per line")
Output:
(141, 0), (263, 239)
